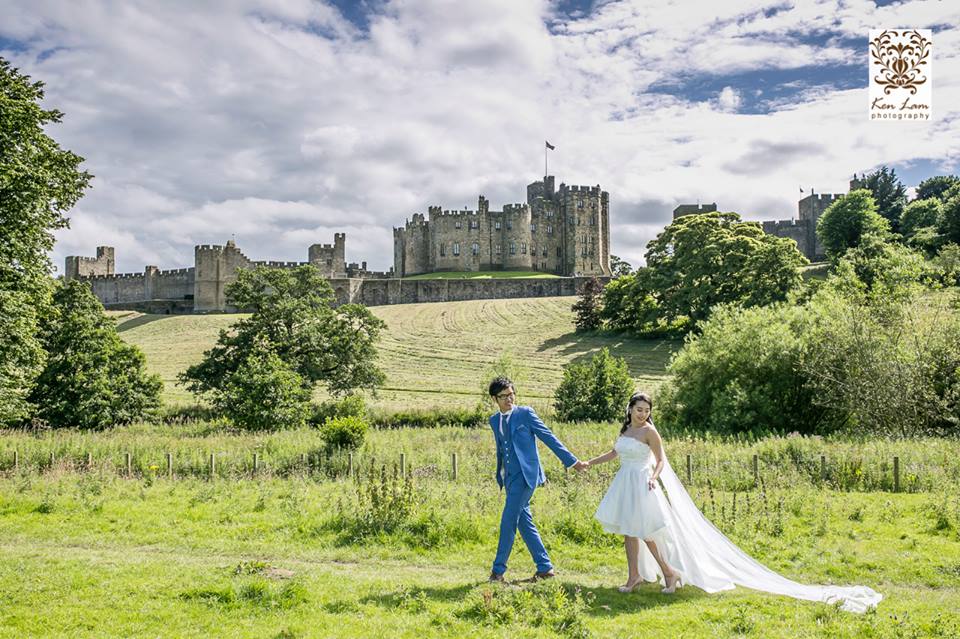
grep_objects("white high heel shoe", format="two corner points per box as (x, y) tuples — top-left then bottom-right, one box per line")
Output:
(661, 572), (683, 594)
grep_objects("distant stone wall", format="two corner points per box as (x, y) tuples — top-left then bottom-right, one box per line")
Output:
(86, 272), (146, 304)
(346, 276), (605, 307)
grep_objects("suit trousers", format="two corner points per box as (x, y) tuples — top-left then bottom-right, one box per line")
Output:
(492, 471), (552, 575)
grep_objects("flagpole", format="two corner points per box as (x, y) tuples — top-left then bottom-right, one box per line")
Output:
(544, 144), (548, 177)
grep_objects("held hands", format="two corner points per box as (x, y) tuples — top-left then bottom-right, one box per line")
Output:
(572, 460), (590, 472)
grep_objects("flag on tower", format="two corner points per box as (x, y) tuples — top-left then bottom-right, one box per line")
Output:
(545, 141), (556, 150)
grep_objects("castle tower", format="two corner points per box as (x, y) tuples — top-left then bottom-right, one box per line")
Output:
(308, 233), (348, 278)
(193, 239), (252, 312)
(64, 245), (115, 280)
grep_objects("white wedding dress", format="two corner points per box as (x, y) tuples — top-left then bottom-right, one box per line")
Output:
(594, 436), (882, 613)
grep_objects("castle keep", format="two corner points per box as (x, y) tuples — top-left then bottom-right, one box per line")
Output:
(393, 176), (612, 277)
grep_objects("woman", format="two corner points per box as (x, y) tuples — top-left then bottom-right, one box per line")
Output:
(584, 392), (882, 613)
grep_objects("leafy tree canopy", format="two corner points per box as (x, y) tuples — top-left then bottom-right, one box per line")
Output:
(29, 280), (162, 428)
(609, 254), (633, 277)
(816, 189), (890, 260)
(0, 58), (92, 425)
(860, 167), (907, 232)
(181, 265), (386, 403)
(915, 175), (960, 202)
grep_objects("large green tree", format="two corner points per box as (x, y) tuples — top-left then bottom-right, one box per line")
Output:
(899, 197), (943, 254)
(29, 280), (162, 429)
(816, 189), (890, 260)
(0, 58), (92, 425)
(603, 212), (807, 336)
(862, 167), (907, 232)
(181, 265), (386, 407)
(937, 185), (960, 245)
(915, 175), (960, 202)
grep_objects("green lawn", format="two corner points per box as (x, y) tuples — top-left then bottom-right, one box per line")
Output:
(110, 297), (678, 411)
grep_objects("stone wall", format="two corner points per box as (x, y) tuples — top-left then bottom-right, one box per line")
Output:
(308, 233), (347, 278)
(86, 272), (145, 304)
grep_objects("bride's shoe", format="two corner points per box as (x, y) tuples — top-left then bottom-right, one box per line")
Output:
(617, 578), (643, 593)
(661, 572), (683, 594)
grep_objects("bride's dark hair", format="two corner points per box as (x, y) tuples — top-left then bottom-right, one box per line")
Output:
(620, 392), (654, 434)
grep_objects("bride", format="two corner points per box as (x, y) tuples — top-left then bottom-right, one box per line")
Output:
(583, 392), (882, 613)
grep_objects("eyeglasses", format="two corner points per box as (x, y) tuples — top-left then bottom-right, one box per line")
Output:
(496, 392), (515, 400)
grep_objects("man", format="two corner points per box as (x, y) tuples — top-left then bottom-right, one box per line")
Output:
(488, 376), (587, 582)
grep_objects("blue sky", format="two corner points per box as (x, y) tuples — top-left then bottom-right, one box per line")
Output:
(1, 0), (957, 272)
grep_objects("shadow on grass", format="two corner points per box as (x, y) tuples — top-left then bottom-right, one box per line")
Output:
(355, 578), (699, 616)
(116, 314), (168, 333)
(536, 331), (681, 375)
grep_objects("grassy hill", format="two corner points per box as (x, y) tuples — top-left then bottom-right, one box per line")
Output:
(111, 296), (679, 412)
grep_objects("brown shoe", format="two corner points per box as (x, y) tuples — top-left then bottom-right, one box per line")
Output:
(489, 572), (505, 583)
(533, 569), (556, 580)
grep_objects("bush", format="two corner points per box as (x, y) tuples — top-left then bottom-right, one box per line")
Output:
(372, 407), (486, 429)
(659, 303), (833, 437)
(321, 415), (368, 451)
(309, 394), (365, 426)
(217, 350), (311, 431)
(554, 348), (634, 422)
(572, 276), (604, 331)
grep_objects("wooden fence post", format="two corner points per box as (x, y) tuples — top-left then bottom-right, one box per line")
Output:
(86, 452), (93, 469)
(400, 453), (406, 476)
(452, 452), (459, 480)
(125, 452), (132, 477)
(49, 451), (55, 470)
(253, 452), (260, 474)
(166, 452), (173, 479)
(820, 455), (826, 483)
(13, 450), (18, 470)
(893, 456), (900, 493)
(685, 454), (692, 484)
(348, 452), (354, 477)
(752, 454), (759, 488)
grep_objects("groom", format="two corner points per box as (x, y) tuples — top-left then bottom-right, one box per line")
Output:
(488, 376), (587, 582)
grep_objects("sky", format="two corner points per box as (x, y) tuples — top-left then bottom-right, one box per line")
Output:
(3, 0), (959, 273)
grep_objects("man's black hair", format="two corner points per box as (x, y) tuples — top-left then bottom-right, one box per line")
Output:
(488, 376), (514, 397)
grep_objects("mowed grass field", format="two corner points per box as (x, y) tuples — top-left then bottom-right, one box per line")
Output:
(112, 296), (679, 410)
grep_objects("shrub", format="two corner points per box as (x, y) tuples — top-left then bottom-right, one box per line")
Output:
(309, 394), (366, 426)
(372, 407), (486, 429)
(572, 276), (604, 331)
(321, 414), (368, 451)
(554, 348), (634, 422)
(217, 350), (311, 431)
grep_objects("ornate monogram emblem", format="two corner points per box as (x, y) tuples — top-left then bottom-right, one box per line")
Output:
(870, 30), (931, 95)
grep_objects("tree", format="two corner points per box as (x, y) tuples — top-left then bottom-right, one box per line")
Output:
(217, 349), (311, 430)
(554, 348), (634, 422)
(28, 280), (161, 428)
(614, 212), (807, 335)
(915, 175), (960, 202)
(0, 58), (92, 425)
(181, 265), (386, 406)
(862, 167), (907, 232)
(937, 186), (960, 245)
(816, 189), (890, 260)
(899, 197), (943, 254)
(572, 276), (604, 331)
(609, 254), (633, 277)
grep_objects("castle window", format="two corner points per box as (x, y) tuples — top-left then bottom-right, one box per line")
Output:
(577, 198), (584, 209)
(453, 242), (461, 256)
(542, 247), (547, 257)
(496, 244), (502, 255)
(455, 220), (462, 229)
(471, 242), (479, 256)
(521, 243), (527, 255)
(506, 221), (512, 230)
(581, 245), (588, 257)
(439, 243), (446, 257)
(531, 244), (536, 256)
(530, 223), (536, 232)
(510, 242), (516, 255)
(590, 215), (596, 226)
(495, 220), (501, 230)
(470, 220), (479, 230)
(556, 247), (562, 257)
(547, 210), (554, 218)
(546, 225), (553, 234)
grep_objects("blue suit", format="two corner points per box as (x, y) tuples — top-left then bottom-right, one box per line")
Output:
(490, 406), (578, 576)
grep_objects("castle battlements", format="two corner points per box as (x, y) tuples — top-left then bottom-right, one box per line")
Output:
(86, 272), (142, 281)
(254, 260), (309, 268)
(156, 267), (194, 276)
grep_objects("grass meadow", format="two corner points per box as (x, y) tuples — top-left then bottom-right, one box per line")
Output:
(110, 296), (679, 409)
(2, 296), (959, 637)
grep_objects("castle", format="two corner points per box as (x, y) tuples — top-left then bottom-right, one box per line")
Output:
(673, 177), (867, 261)
(66, 175), (613, 313)
(393, 176), (612, 277)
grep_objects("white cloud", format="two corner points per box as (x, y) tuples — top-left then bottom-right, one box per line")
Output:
(0, 0), (956, 274)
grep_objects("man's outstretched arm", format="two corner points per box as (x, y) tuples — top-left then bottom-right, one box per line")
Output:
(526, 407), (585, 469)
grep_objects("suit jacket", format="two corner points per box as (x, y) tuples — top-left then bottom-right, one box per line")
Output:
(490, 405), (578, 489)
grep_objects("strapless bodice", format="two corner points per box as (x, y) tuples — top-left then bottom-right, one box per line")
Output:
(615, 436), (654, 465)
